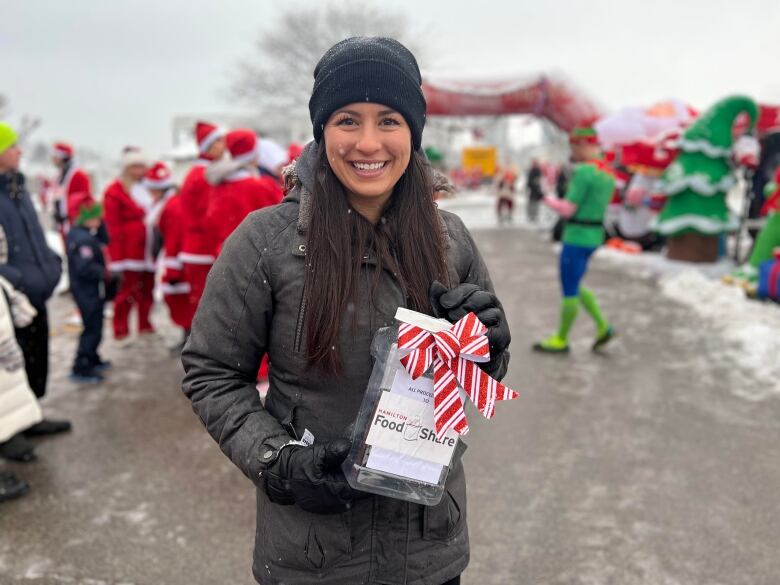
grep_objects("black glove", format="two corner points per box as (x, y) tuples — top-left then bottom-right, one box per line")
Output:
(429, 281), (511, 357)
(264, 438), (356, 515)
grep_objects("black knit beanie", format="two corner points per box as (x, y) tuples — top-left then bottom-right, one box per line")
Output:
(309, 37), (427, 150)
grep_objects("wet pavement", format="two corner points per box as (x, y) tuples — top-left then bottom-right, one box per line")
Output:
(2, 213), (780, 584)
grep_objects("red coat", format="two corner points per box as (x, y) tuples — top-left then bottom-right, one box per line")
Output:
(206, 171), (283, 253)
(157, 193), (189, 292)
(103, 179), (150, 272)
(179, 160), (216, 266)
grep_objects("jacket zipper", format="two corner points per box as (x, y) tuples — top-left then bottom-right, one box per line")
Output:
(294, 286), (307, 354)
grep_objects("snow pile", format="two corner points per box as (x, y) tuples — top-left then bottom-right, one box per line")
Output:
(596, 248), (735, 280)
(660, 270), (780, 398)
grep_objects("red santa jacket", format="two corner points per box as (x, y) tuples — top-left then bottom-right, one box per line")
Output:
(64, 168), (92, 221)
(179, 160), (216, 266)
(206, 170), (283, 253)
(103, 179), (150, 272)
(54, 165), (92, 226)
(157, 193), (190, 294)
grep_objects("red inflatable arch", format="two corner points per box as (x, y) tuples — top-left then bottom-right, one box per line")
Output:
(422, 76), (603, 132)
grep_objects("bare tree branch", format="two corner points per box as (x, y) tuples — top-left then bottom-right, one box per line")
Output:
(228, 2), (427, 116)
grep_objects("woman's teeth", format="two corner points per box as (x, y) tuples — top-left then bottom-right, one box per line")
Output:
(352, 162), (386, 170)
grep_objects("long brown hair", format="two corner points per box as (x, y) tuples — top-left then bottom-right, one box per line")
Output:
(303, 142), (448, 374)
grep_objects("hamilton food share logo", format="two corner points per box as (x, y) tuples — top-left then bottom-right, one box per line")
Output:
(372, 403), (457, 448)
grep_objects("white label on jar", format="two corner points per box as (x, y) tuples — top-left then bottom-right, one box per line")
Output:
(365, 389), (458, 466)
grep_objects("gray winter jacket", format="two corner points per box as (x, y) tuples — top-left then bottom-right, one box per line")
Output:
(181, 143), (508, 585)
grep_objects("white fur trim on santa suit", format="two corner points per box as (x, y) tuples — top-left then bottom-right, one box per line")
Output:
(108, 259), (152, 272)
(178, 252), (215, 265)
(52, 146), (72, 160)
(159, 281), (191, 295)
(225, 169), (253, 183)
(198, 127), (225, 154)
(163, 256), (183, 270)
(231, 149), (259, 166)
(143, 176), (175, 190)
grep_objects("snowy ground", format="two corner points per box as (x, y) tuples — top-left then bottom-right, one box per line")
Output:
(1, 193), (779, 584)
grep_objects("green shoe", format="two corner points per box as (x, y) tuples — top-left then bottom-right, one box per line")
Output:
(532, 335), (570, 354)
(592, 326), (615, 351)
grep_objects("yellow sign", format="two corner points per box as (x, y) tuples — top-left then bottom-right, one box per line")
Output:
(462, 146), (497, 176)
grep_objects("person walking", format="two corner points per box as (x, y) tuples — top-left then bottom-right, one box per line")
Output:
(0, 122), (71, 448)
(182, 37), (511, 585)
(533, 126), (616, 353)
(526, 160), (545, 223)
(103, 147), (155, 342)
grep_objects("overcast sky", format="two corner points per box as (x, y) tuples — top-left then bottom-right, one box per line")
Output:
(4, 0), (779, 158)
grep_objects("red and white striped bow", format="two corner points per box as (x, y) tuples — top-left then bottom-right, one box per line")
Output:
(398, 312), (518, 439)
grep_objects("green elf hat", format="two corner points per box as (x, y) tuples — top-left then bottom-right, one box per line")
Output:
(679, 95), (759, 157)
(74, 194), (103, 225)
(569, 126), (599, 145)
(0, 122), (18, 154)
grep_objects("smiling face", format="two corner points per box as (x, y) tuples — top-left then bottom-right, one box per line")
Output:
(323, 102), (412, 220)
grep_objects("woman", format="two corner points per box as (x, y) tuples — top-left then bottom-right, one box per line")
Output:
(0, 274), (42, 500)
(182, 37), (511, 585)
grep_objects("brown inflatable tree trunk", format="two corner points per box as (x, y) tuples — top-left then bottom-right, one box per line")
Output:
(666, 233), (720, 263)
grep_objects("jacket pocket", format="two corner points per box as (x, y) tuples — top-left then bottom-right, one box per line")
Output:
(263, 502), (352, 571)
(422, 475), (467, 542)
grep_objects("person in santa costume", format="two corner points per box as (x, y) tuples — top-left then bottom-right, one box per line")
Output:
(533, 126), (616, 354)
(179, 121), (226, 318)
(103, 147), (155, 342)
(50, 141), (92, 235)
(144, 162), (191, 352)
(204, 129), (283, 253)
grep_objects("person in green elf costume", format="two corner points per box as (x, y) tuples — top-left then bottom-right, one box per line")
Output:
(654, 95), (759, 258)
(533, 127), (615, 353)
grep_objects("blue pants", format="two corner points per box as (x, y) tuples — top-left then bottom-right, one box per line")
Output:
(73, 291), (105, 373)
(559, 243), (597, 298)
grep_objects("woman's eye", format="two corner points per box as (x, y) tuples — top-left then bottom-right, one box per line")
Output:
(336, 117), (356, 126)
(381, 118), (402, 126)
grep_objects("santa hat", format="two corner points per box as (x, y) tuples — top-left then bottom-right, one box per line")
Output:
(120, 146), (146, 168)
(71, 193), (103, 225)
(53, 142), (74, 160)
(195, 121), (226, 154)
(226, 129), (258, 165)
(287, 143), (304, 164)
(142, 161), (174, 190)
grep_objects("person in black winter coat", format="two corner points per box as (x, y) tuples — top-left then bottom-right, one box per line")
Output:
(0, 122), (71, 451)
(66, 194), (110, 383)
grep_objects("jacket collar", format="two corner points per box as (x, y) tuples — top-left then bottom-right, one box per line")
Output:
(0, 171), (25, 198)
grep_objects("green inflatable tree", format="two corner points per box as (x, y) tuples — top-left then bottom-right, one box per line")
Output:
(655, 95), (759, 262)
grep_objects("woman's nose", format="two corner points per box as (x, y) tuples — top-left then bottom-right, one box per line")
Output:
(355, 126), (381, 155)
